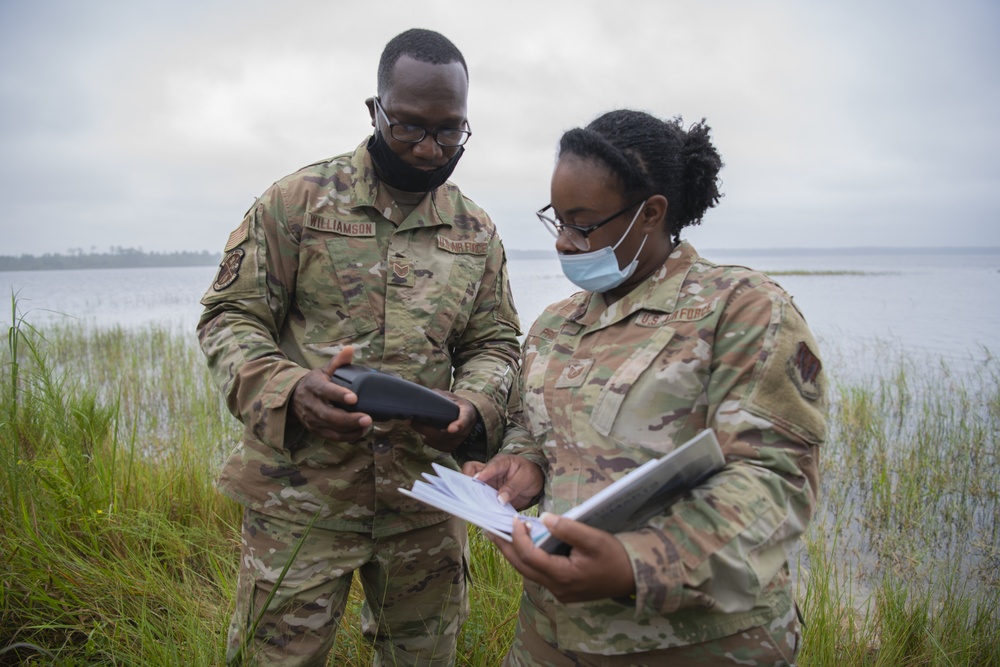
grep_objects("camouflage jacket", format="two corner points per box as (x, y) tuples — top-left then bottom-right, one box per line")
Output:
(501, 241), (826, 654)
(198, 139), (521, 537)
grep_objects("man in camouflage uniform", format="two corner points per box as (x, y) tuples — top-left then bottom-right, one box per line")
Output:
(197, 29), (520, 666)
(468, 111), (825, 665)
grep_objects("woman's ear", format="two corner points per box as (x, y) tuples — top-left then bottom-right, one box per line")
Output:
(642, 194), (669, 231)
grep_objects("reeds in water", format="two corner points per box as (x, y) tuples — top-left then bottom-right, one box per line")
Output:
(800, 348), (999, 665)
(1, 305), (997, 665)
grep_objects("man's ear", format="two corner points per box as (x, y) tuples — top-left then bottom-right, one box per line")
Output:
(365, 97), (376, 127)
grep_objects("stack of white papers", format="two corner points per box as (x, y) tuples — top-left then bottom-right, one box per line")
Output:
(399, 463), (546, 542)
(400, 429), (724, 555)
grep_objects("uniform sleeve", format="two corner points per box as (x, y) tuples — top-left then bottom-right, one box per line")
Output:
(617, 282), (827, 619)
(196, 183), (309, 453)
(450, 226), (522, 460)
(497, 361), (550, 475)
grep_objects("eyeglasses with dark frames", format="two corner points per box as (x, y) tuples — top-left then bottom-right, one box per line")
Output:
(536, 200), (646, 251)
(373, 97), (472, 147)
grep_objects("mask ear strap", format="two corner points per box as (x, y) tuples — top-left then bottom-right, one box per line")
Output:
(629, 232), (649, 259)
(612, 200), (647, 251)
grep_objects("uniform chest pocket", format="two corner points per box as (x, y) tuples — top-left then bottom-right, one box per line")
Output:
(296, 234), (379, 344)
(589, 325), (711, 448)
(411, 251), (484, 347)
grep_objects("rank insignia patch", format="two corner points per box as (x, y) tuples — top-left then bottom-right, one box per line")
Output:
(555, 358), (594, 388)
(213, 248), (245, 291)
(787, 340), (822, 400)
(389, 258), (415, 286)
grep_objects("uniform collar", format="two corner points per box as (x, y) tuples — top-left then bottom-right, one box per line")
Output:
(566, 240), (701, 328)
(347, 138), (450, 229)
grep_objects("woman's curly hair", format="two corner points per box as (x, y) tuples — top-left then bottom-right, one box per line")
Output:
(559, 110), (724, 244)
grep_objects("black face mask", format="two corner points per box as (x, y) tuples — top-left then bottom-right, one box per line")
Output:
(367, 131), (464, 193)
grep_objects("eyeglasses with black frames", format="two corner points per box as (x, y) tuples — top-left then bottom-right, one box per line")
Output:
(536, 200), (646, 251)
(373, 97), (472, 147)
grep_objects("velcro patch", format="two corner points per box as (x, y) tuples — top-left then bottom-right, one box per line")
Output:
(559, 322), (584, 336)
(224, 219), (249, 251)
(306, 215), (375, 236)
(636, 312), (671, 327)
(555, 359), (593, 388)
(437, 236), (488, 255)
(787, 341), (822, 400)
(665, 300), (717, 323)
(213, 248), (245, 291)
(389, 258), (415, 287)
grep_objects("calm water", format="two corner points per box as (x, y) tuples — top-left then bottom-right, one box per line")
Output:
(510, 248), (1000, 382)
(4, 248), (1000, 382)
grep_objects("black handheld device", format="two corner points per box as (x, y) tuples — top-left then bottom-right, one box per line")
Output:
(330, 364), (459, 428)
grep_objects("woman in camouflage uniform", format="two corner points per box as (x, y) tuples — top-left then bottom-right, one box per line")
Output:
(466, 110), (827, 666)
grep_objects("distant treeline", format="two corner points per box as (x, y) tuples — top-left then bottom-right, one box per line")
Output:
(1, 247), (559, 271)
(0, 248), (223, 271)
(4, 246), (996, 272)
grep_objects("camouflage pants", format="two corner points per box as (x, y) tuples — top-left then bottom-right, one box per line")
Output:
(226, 508), (469, 667)
(502, 597), (800, 667)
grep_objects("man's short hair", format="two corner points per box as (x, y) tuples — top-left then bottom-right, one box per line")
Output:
(377, 28), (468, 95)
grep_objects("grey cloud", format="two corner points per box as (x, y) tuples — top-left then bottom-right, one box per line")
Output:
(1, 0), (998, 256)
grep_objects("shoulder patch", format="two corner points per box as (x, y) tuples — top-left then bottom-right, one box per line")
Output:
(787, 341), (823, 400)
(745, 297), (827, 445)
(213, 248), (245, 291)
(224, 219), (249, 251)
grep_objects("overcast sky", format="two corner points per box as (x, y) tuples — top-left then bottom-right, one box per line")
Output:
(1, 0), (998, 256)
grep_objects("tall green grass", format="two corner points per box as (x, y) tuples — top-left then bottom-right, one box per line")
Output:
(1, 307), (997, 665)
(799, 350), (999, 665)
(1, 311), (241, 665)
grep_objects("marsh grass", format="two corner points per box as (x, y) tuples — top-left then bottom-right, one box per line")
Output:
(1, 313), (242, 665)
(799, 349), (999, 665)
(1, 308), (997, 665)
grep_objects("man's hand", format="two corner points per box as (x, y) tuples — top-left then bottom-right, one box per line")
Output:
(409, 392), (477, 453)
(462, 454), (544, 510)
(492, 513), (637, 604)
(289, 345), (372, 442)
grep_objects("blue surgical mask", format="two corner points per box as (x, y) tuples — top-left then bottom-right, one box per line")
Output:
(558, 201), (648, 292)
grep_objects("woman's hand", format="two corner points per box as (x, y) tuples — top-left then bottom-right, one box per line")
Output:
(462, 454), (544, 510)
(493, 512), (637, 604)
